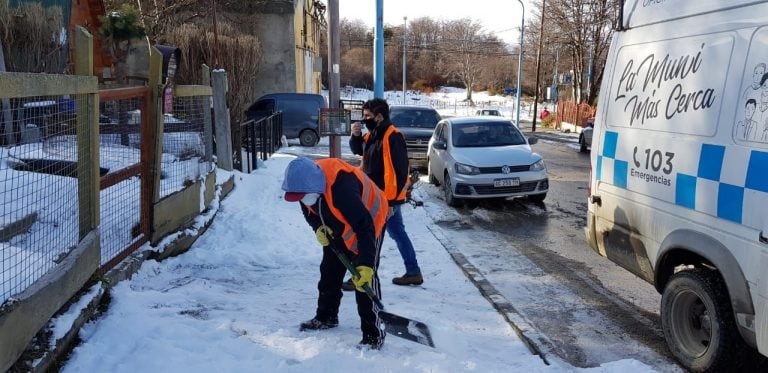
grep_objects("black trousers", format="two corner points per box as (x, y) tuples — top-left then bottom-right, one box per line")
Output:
(315, 237), (384, 341)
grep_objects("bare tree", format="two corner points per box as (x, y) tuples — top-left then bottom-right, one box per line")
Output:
(529, 0), (618, 105)
(440, 18), (497, 103)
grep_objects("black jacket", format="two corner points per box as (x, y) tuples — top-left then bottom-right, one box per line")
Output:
(349, 121), (409, 205)
(300, 172), (378, 267)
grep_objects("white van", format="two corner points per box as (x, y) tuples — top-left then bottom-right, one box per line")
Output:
(586, 1), (768, 370)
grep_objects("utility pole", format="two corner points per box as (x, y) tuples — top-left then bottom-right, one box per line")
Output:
(402, 17), (407, 105)
(531, 0), (546, 132)
(327, 0), (341, 158)
(514, 0), (525, 129)
(374, 0), (384, 98)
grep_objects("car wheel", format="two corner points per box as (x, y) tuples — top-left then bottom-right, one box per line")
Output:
(299, 129), (319, 147)
(579, 135), (588, 153)
(427, 160), (439, 186)
(527, 193), (546, 203)
(443, 172), (460, 207)
(661, 268), (748, 372)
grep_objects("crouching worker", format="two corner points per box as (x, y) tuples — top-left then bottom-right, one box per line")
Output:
(281, 156), (389, 349)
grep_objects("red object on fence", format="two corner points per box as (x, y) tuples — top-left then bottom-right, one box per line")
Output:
(163, 84), (173, 114)
(540, 108), (550, 120)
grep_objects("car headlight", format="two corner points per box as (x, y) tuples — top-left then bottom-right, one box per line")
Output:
(455, 162), (480, 175)
(530, 159), (546, 171)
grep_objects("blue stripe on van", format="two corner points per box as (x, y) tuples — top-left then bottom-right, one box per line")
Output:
(697, 144), (725, 182)
(603, 131), (619, 159)
(614, 160), (628, 189)
(717, 183), (743, 224)
(745, 150), (768, 193)
(675, 173), (697, 209)
(596, 155), (603, 182)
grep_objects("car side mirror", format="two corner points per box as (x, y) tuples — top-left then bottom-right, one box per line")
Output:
(433, 141), (447, 150)
(528, 137), (538, 145)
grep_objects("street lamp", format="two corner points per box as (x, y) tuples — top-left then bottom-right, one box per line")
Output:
(514, 0), (524, 128)
(403, 16), (407, 105)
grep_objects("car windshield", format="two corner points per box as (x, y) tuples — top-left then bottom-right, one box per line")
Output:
(451, 122), (526, 147)
(390, 108), (441, 129)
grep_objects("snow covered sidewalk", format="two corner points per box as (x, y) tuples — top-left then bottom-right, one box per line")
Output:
(61, 154), (652, 372)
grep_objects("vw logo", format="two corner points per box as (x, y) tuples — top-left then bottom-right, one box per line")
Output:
(416, 139), (423, 145)
(501, 165), (511, 174)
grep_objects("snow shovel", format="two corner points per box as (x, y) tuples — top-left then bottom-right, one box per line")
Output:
(327, 240), (435, 348)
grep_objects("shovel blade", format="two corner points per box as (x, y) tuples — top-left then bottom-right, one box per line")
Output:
(379, 310), (435, 348)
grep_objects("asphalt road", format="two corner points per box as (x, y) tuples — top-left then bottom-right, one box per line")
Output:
(413, 136), (683, 370)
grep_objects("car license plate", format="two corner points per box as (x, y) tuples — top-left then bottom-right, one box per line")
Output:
(409, 152), (427, 159)
(493, 178), (519, 187)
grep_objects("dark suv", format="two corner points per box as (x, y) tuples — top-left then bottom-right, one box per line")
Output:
(389, 105), (441, 168)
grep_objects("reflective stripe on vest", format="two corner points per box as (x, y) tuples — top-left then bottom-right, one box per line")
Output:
(315, 158), (388, 255)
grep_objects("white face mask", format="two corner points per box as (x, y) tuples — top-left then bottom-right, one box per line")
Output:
(301, 193), (320, 206)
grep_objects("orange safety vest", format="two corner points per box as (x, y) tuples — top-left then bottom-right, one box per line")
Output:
(316, 158), (388, 255)
(362, 125), (409, 203)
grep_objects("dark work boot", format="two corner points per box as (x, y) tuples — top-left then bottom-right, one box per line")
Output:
(357, 334), (384, 350)
(341, 278), (355, 292)
(299, 316), (339, 331)
(392, 273), (423, 286)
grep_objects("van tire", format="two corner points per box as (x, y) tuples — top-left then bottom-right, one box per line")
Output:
(299, 130), (319, 147)
(661, 268), (747, 372)
(527, 193), (546, 203)
(579, 135), (588, 153)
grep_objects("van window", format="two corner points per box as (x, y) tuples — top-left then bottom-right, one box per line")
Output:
(278, 99), (319, 117)
(733, 26), (768, 146)
(248, 99), (274, 113)
(606, 34), (733, 136)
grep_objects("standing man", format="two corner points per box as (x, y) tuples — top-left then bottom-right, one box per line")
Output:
(282, 156), (389, 349)
(348, 98), (424, 287)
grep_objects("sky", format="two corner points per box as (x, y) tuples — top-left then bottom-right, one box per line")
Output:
(338, 0), (535, 44)
(50, 89), (666, 372)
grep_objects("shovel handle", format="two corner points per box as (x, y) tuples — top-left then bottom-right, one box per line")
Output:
(323, 232), (385, 310)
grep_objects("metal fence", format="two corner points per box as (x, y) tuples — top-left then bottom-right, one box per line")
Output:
(0, 93), (93, 303)
(555, 101), (596, 129)
(160, 94), (210, 197)
(234, 112), (282, 173)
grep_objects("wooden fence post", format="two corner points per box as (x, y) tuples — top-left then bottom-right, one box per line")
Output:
(201, 64), (214, 163)
(74, 26), (99, 239)
(0, 39), (13, 146)
(212, 70), (233, 170)
(148, 46), (163, 204)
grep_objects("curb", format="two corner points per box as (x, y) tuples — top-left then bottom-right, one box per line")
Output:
(426, 224), (557, 366)
(14, 175), (236, 372)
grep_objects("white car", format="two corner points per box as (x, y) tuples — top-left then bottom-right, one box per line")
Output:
(427, 117), (548, 206)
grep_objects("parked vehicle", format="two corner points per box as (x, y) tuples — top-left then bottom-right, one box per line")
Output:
(586, 1), (768, 370)
(427, 117), (547, 206)
(579, 118), (594, 153)
(244, 93), (327, 146)
(475, 109), (502, 116)
(389, 105), (441, 167)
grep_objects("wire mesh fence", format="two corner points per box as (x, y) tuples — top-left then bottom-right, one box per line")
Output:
(160, 95), (210, 197)
(97, 89), (150, 269)
(1, 94), (92, 303)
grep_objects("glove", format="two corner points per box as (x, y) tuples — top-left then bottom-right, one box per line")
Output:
(352, 266), (374, 292)
(315, 225), (333, 246)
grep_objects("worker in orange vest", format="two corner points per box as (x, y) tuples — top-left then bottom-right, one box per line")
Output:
(282, 156), (389, 349)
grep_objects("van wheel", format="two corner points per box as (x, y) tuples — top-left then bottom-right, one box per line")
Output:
(527, 193), (546, 203)
(299, 130), (319, 147)
(579, 135), (588, 153)
(661, 268), (747, 372)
